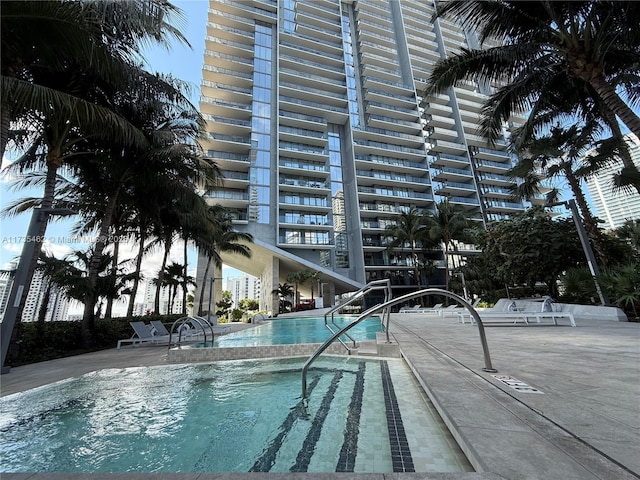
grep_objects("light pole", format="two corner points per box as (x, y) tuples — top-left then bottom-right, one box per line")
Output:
(207, 276), (224, 324)
(1, 207), (77, 374)
(456, 272), (469, 300)
(546, 199), (608, 306)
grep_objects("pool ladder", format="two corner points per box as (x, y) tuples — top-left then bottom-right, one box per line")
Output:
(302, 288), (498, 404)
(322, 279), (393, 354)
(168, 315), (216, 346)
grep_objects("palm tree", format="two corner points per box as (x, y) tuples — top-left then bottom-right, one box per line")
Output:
(196, 206), (253, 315)
(1, 0), (192, 346)
(384, 207), (431, 287)
(426, 1), (640, 137)
(1, 0), (189, 157)
(272, 283), (294, 314)
(35, 251), (74, 324)
(160, 262), (184, 314)
(424, 1), (640, 190)
(508, 124), (612, 266)
(286, 271), (305, 308)
(424, 200), (470, 293)
(616, 219), (640, 253)
(72, 76), (212, 341)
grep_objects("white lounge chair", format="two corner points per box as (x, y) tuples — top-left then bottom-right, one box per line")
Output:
(149, 320), (171, 336)
(439, 298), (482, 317)
(117, 321), (172, 349)
(457, 301), (576, 327)
(399, 303), (443, 314)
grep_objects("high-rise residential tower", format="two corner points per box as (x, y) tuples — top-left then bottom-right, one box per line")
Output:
(195, 0), (525, 313)
(584, 133), (640, 230)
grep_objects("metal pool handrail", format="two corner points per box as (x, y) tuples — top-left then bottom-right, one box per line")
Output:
(323, 279), (393, 351)
(169, 315), (215, 347)
(302, 288), (497, 402)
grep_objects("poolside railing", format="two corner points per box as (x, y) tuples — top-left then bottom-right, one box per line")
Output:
(323, 279), (393, 352)
(169, 315), (216, 347)
(302, 288), (497, 403)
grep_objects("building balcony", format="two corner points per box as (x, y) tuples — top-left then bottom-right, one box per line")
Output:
(280, 96), (348, 123)
(448, 195), (481, 207)
(473, 157), (512, 173)
(352, 126), (425, 149)
(296, 1), (340, 22)
(429, 139), (468, 156)
(477, 172), (515, 187)
(206, 189), (249, 209)
(279, 157), (329, 174)
(431, 167), (474, 182)
(279, 110), (327, 129)
(473, 146), (511, 160)
(366, 114), (423, 134)
(357, 186), (433, 202)
(356, 169), (431, 187)
(295, 22), (342, 45)
(295, 11), (342, 34)
(355, 154), (427, 173)
(428, 127), (460, 143)
(435, 181), (477, 196)
(484, 200), (524, 213)
(424, 113), (455, 129)
(221, 170), (250, 188)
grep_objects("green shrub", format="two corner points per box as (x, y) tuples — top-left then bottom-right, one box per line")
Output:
(7, 313), (185, 367)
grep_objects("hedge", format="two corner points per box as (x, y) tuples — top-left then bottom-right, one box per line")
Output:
(6, 314), (184, 367)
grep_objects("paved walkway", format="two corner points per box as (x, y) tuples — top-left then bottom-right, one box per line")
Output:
(1, 316), (639, 480)
(389, 315), (640, 480)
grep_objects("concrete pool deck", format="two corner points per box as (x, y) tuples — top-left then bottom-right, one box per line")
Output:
(0, 315), (638, 480)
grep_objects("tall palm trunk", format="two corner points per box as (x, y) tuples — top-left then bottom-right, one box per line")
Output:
(563, 166), (609, 267)
(443, 241), (450, 293)
(82, 188), (120, 347)
(410, 242), (421, 287)
(588, 73), (640, 143)
(182, 238), (188, 315)
(154, 239), (171, 314)
(104, 234), (120, 319)
(197, 256), (211, 315)
(36, 281), (53, 324)
(8, 154), (60, 360)
(127, 227), (147, 318)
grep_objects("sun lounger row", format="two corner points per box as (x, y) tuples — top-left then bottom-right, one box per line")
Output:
(399, 299), (481, 316)
(457, 310), (576, 327)
(399, 303), (443, 314)
(116, 319), (231, 349)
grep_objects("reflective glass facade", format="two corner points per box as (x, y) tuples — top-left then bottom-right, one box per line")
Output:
(198, 0), (525, 306)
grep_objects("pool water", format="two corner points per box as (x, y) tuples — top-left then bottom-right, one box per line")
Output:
(211, 316), (381, 347)
(0, 357), (472, 473)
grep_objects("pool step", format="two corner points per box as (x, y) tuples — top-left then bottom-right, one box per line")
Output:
(353, 333), (400, 357)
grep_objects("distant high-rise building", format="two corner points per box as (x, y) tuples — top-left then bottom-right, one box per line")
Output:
(45, 289), (70, 322)
(226, 273), (261, 307)
(195, 0), (526, 313)
(21, 270), (46, 322)
(0, 275), (13, 319)
(585, 134), (640, 230)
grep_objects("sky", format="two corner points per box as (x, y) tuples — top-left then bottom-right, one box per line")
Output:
(0, 1), (243, 313)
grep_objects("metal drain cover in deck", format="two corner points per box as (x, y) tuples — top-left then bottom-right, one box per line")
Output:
(492, 374), (544, 394)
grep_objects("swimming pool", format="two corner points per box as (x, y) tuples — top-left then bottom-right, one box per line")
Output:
(211, 316), (381, 347)
(0, 356), (472, 473)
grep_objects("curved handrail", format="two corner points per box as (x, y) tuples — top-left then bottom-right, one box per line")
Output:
(168, 315), (215, 347)
(323, 279), (392, 349)
(302, 288), (497, 402)
(191, 316), (216, 345)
